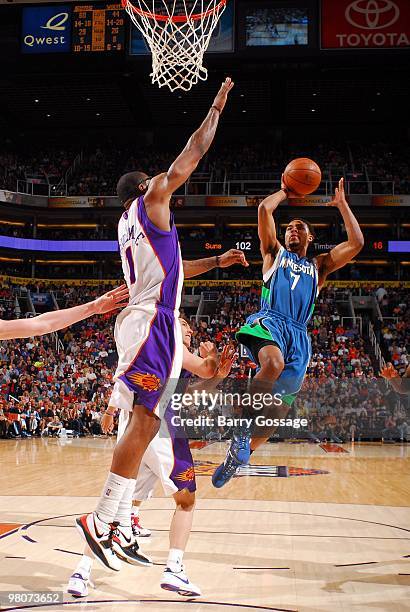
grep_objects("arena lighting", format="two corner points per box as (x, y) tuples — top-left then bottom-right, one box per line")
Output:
(176, 224), (215, 227)
(388, 241), (410, 253)
(36, 259), (97, 264)
(0, 219), (25, 226)
(227, 223), (258, 228)
(0, 256), (23, 262)
(37, 223), (97, 228)
(0, 236), (117, 252)
(280, 223), (330, 228)
(352, 260), (389, 265)
(361, 223), (391, 228)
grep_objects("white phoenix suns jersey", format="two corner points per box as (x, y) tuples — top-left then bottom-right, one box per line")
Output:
(117, 195), (184, 311)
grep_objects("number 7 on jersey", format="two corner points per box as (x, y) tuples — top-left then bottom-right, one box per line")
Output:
(290, 271), (300, 291)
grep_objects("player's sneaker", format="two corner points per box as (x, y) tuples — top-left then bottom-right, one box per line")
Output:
(110, 522), (152, 566)
(212, 430), (251, 488)
(131, 513), (151, 537)
(161, 566), (201, 597)
(76, 513), (121, 572)
(67, 573), (89, 598)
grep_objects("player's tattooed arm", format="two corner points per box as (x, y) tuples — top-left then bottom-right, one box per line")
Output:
(182, 343), (219, 379)
(0, 285), (129, 340)
(380, 363), (410, 395)
(316, 178), (364, 287)
(183, 249), (249, 278)
(145, 78), (234, 228)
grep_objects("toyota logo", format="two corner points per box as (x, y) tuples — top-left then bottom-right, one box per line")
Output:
(345, 0), (400, 30)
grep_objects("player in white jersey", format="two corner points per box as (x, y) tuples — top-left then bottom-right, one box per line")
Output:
(67, 319), (235, 598)
(76, 78), (240, 570)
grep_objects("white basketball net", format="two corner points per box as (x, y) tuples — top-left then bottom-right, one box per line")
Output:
(123, 0), (227, 92)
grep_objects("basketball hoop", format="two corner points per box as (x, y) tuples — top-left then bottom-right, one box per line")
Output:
(122, 0), (228, 92)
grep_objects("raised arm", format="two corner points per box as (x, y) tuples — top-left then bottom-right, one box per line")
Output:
(183, 249), (249, 279)
(144, 78), (234, 231)
(316, 178), (364, 288)
(0, 285), (129, 340)
(258, 182), (288, 259)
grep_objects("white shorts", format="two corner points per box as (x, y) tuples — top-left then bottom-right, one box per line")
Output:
(111, 303), (183, 416)
(117, 409), (196, 500)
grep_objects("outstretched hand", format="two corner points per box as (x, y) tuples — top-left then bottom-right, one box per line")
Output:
(212, 77), (234, 113)
(216, 344), (236, 378)
(380, 363), (400, 380)
(219, 249), (249, 268)
(327, 177), (348, 208)
(199, 341), (218, 360)
(93, 284), (129, 315)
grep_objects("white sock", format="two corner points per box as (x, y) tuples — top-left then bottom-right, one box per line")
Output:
(95, 472), (130, 524)
(167, 548), (184, 573)
(113, 478), (136, 533)
(74, 554), (93, 579)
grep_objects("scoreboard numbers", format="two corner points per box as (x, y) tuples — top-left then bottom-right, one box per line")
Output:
(72, 3), (125, 53)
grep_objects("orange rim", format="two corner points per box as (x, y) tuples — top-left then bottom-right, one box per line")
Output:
(122, 0), (227, 22)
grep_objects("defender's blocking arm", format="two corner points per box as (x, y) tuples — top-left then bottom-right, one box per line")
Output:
(182, 342), (219, 379)
(187, 344), (236, 394)
(144, 78), (234, 230)
(183, 249), (249, 278)
(316, 178), (364, 287)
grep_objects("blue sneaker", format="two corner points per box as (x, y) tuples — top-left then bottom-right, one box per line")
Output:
(212, 431), (251, 488)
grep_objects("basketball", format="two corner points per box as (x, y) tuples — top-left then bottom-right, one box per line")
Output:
(283, 158), (322, 195)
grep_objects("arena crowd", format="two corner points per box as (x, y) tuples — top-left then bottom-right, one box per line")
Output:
(0, 282), (408, 442)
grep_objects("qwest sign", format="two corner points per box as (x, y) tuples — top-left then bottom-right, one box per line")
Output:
(21, 5), (71, 54)
(321, 0), (410, 49)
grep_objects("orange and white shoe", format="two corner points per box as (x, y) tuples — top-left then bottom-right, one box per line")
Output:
(76, 513), (121, 572)
(131, 513), (151, 537)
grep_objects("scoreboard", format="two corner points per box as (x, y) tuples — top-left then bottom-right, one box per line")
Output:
(21, 3), (125, 54)
(72, 4), (125, 53)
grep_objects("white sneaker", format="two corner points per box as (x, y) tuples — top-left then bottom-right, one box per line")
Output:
(131, 513), (151, 537)
(76, 513), (122, 572)
(67, 573), (89, 598)
(111, 522), (152, 566)
(160, 566), (201, 597)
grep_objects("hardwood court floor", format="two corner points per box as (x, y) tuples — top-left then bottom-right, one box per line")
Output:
(0, 438), (409, 612)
